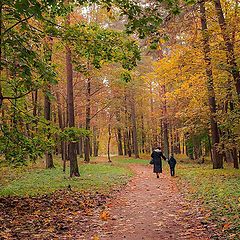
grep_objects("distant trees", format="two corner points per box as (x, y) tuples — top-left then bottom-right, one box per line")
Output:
(0, 0), (140, 174)
(143, 0), (240, 169)
(0, 0), (239, 171)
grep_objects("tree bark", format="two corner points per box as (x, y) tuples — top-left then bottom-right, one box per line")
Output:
(150, 82), (157, 146)
(123, 131), (127, 155)
(141, 113), (146, 153)
(79, 137), (83, 157)
(92, 126), (99, 157)
(84, 77), (91, 162)
(62, 110), (68, 172)
(79, 123), (84, 158)
(44, 93), (54, 168)
(44, 37), (54, 169)
(232, 148), (239, 169)
(213, 0), (240, 102)
(65, 14), (80, 177)
(127, 129), (132, 157)
(175, 130), (181, 154)
(130, 93), (139, 158)
(199, 0), (223, 169)
(224, 98), (239, 168)
(124, 92), (131, 157)
(56, 92), (66, 163)
(162, 85), (169, 158)
(107, 122), (112, 162)
(116, 111), (123, 156)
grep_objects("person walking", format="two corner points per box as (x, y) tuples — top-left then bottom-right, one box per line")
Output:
(150, 147), (166, 178)
(168, 154), (177, 176)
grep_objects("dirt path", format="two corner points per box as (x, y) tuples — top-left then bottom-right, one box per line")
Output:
(91, 164), (210, 240)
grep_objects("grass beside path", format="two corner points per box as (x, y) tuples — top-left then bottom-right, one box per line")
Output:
(0, 157), (142, 197)
(1, 155), (239, 239)
(176, 161), (240, 240)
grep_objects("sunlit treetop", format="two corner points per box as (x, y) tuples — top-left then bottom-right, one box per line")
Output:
(63, 23), (141, 71)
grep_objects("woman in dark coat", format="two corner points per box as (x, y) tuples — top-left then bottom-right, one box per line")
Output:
(151, 147), (166, 178)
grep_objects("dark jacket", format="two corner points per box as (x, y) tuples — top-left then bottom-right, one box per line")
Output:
(168, 156), (177, 168)
(151, 149), (166, 173)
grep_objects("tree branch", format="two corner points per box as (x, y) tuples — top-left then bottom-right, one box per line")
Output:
(90, 101), (112, 120)
(90, 86), (105, 97)
(3, 89), (36, 101)
(3, 14), (35, 35)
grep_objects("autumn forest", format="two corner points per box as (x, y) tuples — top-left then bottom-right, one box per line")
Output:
(0, 0), (240, 239)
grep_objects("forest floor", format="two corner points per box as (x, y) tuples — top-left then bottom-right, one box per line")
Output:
(1, 158), (239, 240)
(82, 164), (214, 240)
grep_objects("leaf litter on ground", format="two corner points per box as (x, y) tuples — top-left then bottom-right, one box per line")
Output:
(0, 189), (109, 239)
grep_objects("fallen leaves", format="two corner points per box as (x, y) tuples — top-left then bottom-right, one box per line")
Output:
(92, 234), (100, 240)
(0, 190), (108, 239)
(222, 223), (231, 231)
(100, 210), (110, 221)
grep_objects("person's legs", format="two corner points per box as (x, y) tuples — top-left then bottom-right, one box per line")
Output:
(156, 173), (159, 178)
(170, 167), (174, 176)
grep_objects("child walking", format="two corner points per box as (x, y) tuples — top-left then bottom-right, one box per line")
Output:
(168, 154), (177, 176)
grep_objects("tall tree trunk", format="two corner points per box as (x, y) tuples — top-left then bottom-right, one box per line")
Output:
(79, 137), (83, 157)
(231, 148), (239, 169)
(200, 0), (223, 169)
(123, 131), (127, 155)
(186, 138), (194, 160)
(77, 123), (83, 158)
(130, 93), (139, 158)
(44, 37), (54, 169)
(141, 113), (145, 153)
(127, 129), (132, 157)
(62, 110), (68, 172)
(117, 128), (123, 155)
(175, 130), (181, 154)
(193, 136), (201, 160)
(31, 90), (38, 136)
(162, 85), (169, 158)
(124, 92), (131, 157)
(65, 14), (80, 177)
(224, 92), (239, 168)
(107, 122), (112, 162)
(84, 77), (91, 162)
(93, 126), (99, 157)
(213, 0), (240, 101)
(150, 82), (157, 146)
(32, 90), (38, 117)
(116, 111), (123, 155)
(56, 92), (66, 163)
(44, 92), (54, 168)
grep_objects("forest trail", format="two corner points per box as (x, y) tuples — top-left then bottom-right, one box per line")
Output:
(91, 164), (211, 240)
